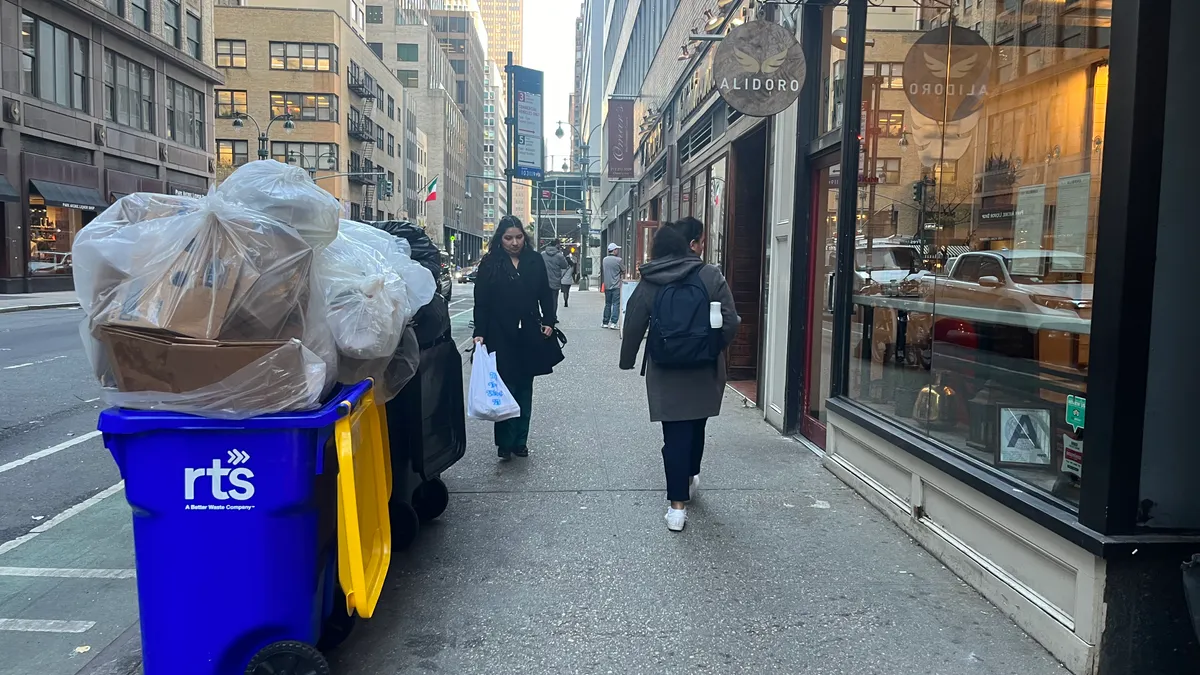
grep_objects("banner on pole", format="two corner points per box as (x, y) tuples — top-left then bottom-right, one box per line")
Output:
(511, 66), (545, 181)
(607, 98), (635, 179)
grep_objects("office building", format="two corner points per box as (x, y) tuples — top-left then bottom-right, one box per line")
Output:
(0, 0), (222, 292)
(213, 2), (409, 223)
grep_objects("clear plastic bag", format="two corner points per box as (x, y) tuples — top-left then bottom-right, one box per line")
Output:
(315, 228), (407, 361)
(215, 160), (341, 250)
(341, 220), (436, 321)
(72, 193), (337, 417)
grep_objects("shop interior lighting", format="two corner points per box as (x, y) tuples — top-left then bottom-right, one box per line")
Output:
(703, 9), (723, 33)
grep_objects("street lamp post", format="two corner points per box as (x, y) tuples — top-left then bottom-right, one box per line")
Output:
(453, 204), (463, 267)
(232, 110), (296, 160)
(555, 120), (602, 290)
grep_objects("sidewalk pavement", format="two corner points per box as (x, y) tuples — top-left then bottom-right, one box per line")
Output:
(0, 291), (80, 314)
(328, 290), (1066, 674)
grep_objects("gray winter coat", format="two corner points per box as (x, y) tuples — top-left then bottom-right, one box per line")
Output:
(619, 255), (740, 422)
(560, 255), (576, 285)
(541, 245), (570, 289)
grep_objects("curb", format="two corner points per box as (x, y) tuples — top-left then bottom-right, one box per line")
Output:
(0, 302), (81, 314)
(76, 622), (141, 675)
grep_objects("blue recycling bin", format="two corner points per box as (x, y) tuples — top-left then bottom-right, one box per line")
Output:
(99, 380), (374, 675)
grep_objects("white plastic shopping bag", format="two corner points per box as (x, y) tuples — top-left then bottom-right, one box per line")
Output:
(467, 346), (521, 422)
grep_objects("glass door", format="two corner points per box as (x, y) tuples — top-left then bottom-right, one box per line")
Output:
(801, 158), (840, 446)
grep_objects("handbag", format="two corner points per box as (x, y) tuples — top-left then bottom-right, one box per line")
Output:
(528, 326), (567, 377)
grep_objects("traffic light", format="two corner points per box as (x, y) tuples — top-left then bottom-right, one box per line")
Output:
(911, 181), (925, 203)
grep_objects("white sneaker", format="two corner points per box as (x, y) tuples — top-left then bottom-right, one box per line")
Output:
(665, 507), (687, 532)
(689, 475), (700, 500)
(602, 322), (611, 329)
(609, 323), (620, 330)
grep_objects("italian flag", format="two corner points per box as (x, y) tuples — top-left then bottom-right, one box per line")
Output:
(424, 175), (438, 203)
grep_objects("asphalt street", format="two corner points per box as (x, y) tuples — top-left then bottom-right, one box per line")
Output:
(0, 287), (477, 675)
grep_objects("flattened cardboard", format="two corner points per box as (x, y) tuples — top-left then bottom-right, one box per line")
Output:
(97, 325), (303, 394)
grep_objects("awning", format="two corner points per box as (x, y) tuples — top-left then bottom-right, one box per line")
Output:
(30, 179), (108, 212)
(110, 192), (129, 203)
(0, 175), (18, 202)
(943, 245), (972, 258)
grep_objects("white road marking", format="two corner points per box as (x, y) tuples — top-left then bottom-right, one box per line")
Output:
(0, 619), (96, 633)
(0, 567), (135, 579)
(0, 431), (102, 475)
(2, 354), (68, 370)
(449, 308), (473, 320)
(0, 482), (124, 556)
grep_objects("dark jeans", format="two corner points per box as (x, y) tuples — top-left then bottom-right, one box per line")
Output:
(603, 287), (621, 324)
(560, 284), (571, 306)
(661, 418), (708, 502)
(495, 372), (534, 450)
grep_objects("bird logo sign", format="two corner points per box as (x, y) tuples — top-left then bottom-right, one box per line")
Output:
(714, 20), (807, 118)
(903, 25), (992, 122)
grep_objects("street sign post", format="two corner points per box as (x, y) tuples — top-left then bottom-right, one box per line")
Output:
(510, 65), (545, 185)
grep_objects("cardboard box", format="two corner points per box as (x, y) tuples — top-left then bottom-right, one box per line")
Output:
(97, 325), (305, 394)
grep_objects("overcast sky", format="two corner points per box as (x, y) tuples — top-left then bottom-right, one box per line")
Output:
(523, 0), (581, 172)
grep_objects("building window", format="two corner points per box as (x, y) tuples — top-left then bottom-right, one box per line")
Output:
(186, 13), (201, 59)
(215, 39), (246, 68)
(366, 5), (383, 23)
(270, 42), (336, 71)
(104, 51), (154, 131)
(215, 90), (247, 118)
(21, 14), (90, 112)
(130, 0), (150, 30)
(387, 95), (395, 120)
(166, 78), (204, 149)
(865, 62), (903, 89)
(106, 0), (125, 18)
(164, 0), (181, 48)
(270, 142), (339, 171)
(270, 92), (339, 122)
(873, 158), (901, 184)
(396, 69), (418, 87)
(375, 85), (384, 112)
(929, 160), (957, 186)
(216, 139), (249, 166)
(387, 133), (395, 156)
(874, 110), (904, 138)
(396, 43), (419, 62)
(449, 59), (465, 75)
(368, 42), (383, 59)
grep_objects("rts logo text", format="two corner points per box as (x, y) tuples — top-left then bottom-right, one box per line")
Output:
(184, 449), (255, 504)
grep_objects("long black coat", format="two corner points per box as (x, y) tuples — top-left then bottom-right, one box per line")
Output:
(472, 247), (558, 382)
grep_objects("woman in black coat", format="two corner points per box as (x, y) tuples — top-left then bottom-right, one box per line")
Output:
(472, 216), (558, 460)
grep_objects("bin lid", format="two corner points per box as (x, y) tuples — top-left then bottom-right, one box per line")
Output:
(97, 381), (374, 435)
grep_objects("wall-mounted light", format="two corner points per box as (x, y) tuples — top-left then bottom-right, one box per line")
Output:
(704, 9), (722, 33)
(677, 44), (691, 61)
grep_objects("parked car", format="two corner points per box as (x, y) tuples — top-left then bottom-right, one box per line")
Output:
(437, 252), (453, 302)
(932, 249), (1092, 327)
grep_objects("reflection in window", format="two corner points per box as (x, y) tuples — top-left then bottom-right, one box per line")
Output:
(841, 3), (1110, 507)
(216, 139), (249, 166)
(216, 39), (246, 68)
(215, 89), (246, 118)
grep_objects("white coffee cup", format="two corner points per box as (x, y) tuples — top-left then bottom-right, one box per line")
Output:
(709, 301), (723, 329)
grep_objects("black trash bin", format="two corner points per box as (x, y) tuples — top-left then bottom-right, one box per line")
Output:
(383, 296), (467, 549)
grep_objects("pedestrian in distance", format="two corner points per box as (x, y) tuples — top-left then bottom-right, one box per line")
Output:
(541, 240), (571, 311)
(560, 248), (578, 308)
(601, 242), (626, 329)
(619, 218), (740, 532)
(473, 216), (558, 460)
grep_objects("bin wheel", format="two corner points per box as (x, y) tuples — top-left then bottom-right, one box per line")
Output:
(412, 478), (450, 522)
(245, 641), (330, 675)
(390, 499), (420, 550)
(316, 586), (356, 653)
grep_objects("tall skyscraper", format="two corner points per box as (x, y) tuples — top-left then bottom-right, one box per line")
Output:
(477, 0), (524, 74)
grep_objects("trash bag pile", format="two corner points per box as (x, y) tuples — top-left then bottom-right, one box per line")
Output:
(72, 159), (439, 419)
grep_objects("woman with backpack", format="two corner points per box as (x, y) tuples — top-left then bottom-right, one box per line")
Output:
(618, 218), (740, 531)
(473, 215), (558, 460)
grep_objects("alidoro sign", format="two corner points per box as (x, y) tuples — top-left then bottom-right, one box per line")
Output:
(903, 25), (992, 123)
(713, 20), (806, 118)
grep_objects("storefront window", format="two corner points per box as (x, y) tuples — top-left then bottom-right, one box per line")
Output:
(28, 201), (84, 275)
(842, 2), (1108, 507)
(707, 158), (726, 268)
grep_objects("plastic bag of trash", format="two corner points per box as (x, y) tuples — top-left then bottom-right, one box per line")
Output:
(216, 160), (341, 250)
(355, 220), (437, 318)
(72, 193), (337, 416)
(314, 227), (408, 361)
(337, 324), (421, 402)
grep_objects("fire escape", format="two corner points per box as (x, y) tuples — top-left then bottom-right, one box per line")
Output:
(347, 61), (377, 220)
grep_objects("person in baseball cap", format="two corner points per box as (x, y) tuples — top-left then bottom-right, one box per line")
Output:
(601, 243), (626, 328)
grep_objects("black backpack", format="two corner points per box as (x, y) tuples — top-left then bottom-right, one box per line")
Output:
(646, 267), (720, 369)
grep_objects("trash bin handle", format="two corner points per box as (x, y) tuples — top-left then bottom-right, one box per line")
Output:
(336, 378), (375, 417)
